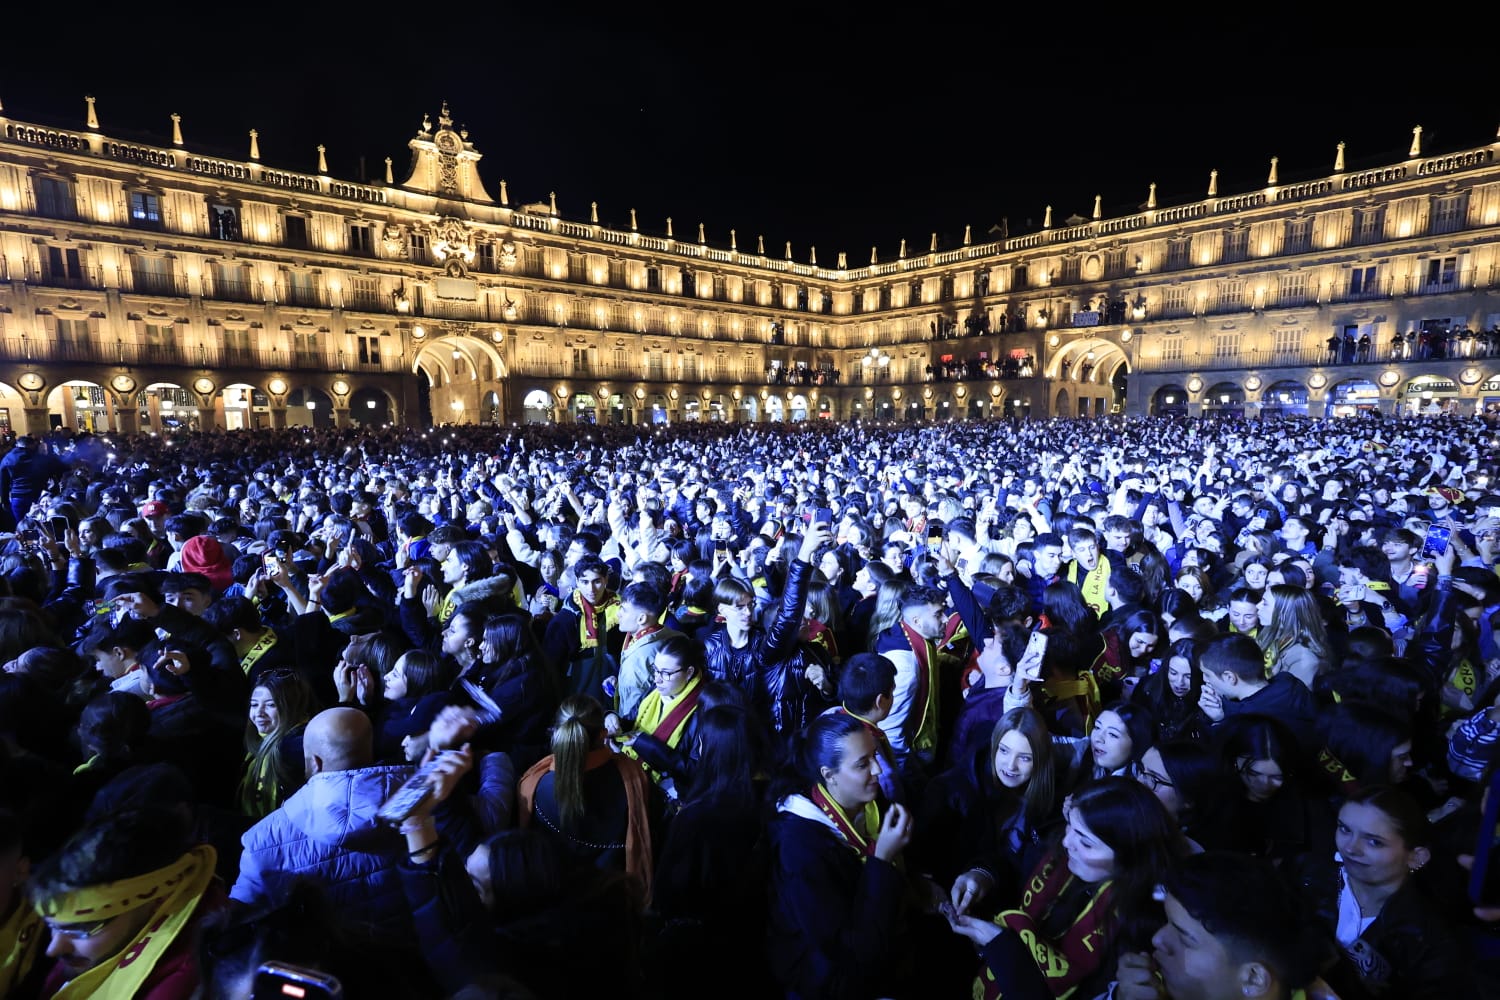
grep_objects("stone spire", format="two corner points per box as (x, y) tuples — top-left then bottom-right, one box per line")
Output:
(666, 217), (673, 238)
(1147, 183), (1156, 209)
(171, 114), (183, 146)
(1092, 195), (1101, 220)
(1409, 125), (1423, 157)
(549, 191), (557, 215)
(1208, 169), (1218, 197)
(730, 229), (737, 251)
(1043, 206), (1052, 228)
(591, 201), (598, 224)
(500, 181), (509, 206)
(963, 225), (971, 245)
(317, 145), (327, 173)
(870, 246), (878, 265)
(810, 246), (817, 265)
(838, 252), (847, 269)
(385, 158), (393, 184)
(249, 129), (260, 161)
(785, 241), (792, 260)
(630, 208), (637, 230)
(85, 95), (98, 130)
(757, 234), (764, 255)
(1334, 142), (1346, 172)
(698, 222), (705, 243)
(899, 239), (907, 258)
(1267, 157), (1278, 185)
(929, 232), (937, 253)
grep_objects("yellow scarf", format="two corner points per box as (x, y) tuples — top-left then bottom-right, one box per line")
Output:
(1067, 554), (1110, 619)
(0, 898), (43, 1000)
(625, 673), (704, 779)
(239, 629), (278, 675)
(35, 844), (215, 1000)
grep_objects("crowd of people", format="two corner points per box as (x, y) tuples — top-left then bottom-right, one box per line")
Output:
(0, 409), (1499, 999)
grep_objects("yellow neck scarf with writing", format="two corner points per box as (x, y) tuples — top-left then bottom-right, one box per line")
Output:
(34, 844), (215, 1000)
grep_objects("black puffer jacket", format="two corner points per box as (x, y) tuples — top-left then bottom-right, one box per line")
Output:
(702, 558), (828, 740)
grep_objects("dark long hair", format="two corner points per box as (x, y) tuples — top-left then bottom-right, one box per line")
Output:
(680, 705), (764, 814)
(1064, 776), (1178, 949)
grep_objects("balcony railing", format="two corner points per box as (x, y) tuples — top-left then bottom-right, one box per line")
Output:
(0, 336), (405, 374)
(26, 262), (103, 290)
(278, 283), (330, 309)
(125, 271), (191, 297)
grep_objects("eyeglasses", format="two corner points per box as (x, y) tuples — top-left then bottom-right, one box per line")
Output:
(1134, 763), (1174, 792)
(652, 665), (686, 680)
(45, 916), (115, 941)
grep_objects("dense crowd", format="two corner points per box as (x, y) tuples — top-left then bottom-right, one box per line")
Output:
(0, 410), (1499, 999)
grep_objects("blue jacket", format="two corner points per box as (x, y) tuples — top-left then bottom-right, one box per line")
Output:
(231, 764), (413, 944)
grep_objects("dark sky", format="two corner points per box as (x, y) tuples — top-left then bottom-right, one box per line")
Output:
(3, 31), (1491, 262)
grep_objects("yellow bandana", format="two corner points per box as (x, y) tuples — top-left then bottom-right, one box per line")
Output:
(35, 844), (216, 1000)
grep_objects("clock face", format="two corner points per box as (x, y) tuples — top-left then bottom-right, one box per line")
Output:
(111, 375), (135, 393)
(19, 372), (43, 391)
(193, 377), (215, 394)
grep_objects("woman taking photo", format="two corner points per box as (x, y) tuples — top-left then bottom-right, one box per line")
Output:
(768, 711), (915, 999)
(947, 776), (1176, 1000)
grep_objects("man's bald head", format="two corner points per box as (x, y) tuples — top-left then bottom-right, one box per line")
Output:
(303, 707), (374, 776)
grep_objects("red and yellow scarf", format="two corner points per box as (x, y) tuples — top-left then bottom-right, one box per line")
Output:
(977, 854), (1117, 1000)
(809, 782), (880, 859)
(900, 621), (939, 757)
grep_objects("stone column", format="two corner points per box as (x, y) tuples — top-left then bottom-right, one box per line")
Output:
(22, 406), (50, 436)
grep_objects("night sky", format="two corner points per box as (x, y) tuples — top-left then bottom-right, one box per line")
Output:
(3, 31), (1492, 262)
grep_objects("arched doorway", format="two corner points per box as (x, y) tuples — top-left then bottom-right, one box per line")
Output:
(607, 393), (631, 425)
(1150, 384), (1188, 417)
(0, 381), (20, 434)
(1328, 378), (1381, 416)
(1055, 388), (1072, 417)
(218, 382), (266, 430)
(522, 389), (554, 424)
(571, 393), (598, 424)
(764, 396), (785, 422)
(1260, 380), (1309, 418)
(1400, 374), (1460, 416)
(648, 394), (669, 423)
(1202, 382), (1244, 417)
(740, 395), (759, 422)
(789, 394), (809, 421)
(47, 381), (106, 433)
(350, 386), (392, 427)
(287, 386), (334, 429)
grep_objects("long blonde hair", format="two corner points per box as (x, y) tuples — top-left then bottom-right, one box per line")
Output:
(866, 577), (907, 651)
(550, 694), (605, 832)
(1256, 584), (1330, 666)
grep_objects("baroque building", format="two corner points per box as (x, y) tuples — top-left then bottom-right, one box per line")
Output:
(1, 98), (1498, 436)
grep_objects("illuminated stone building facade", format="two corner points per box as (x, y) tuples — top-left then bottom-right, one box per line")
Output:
(1, 99), (1498, 435)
